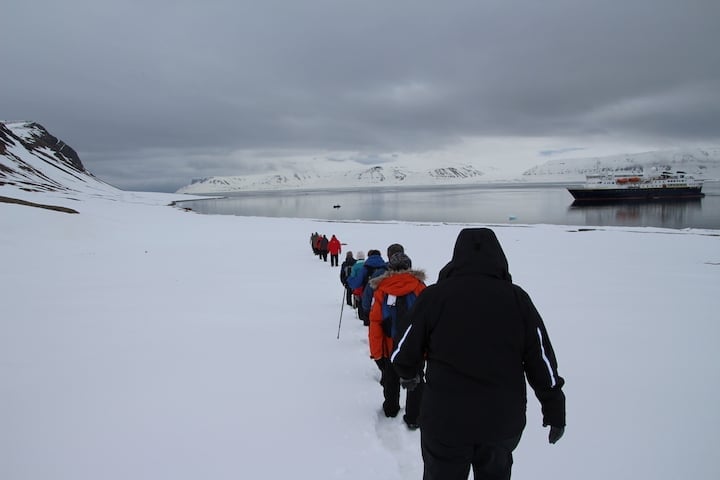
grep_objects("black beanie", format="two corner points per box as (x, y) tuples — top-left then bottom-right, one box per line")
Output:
(389, 252), (412, 271)
(387, 243), (404, 258)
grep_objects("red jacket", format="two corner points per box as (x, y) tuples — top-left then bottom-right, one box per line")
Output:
(328, 236), (342, 255)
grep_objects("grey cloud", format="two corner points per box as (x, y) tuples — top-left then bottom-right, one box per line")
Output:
(540, 148), (586, 157)
(2, 0), (719, 191)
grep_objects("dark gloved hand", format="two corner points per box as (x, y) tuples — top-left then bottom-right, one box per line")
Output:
(544, 424), (565, 444)
(400, 374), (421, 391)
(375, 358), (389, 372)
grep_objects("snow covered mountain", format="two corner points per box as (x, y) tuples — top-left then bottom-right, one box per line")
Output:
(177, 148), (720, 194)
(522, 148), (720, 181)
(0, 121), (118, 199)
(176, 163), (489, 194)
(3, 120), (719, 199)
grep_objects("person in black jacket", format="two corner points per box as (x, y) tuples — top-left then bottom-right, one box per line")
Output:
(391, 228), (566, 480)
(339, 251), (357, 306)
(319, 235), (329, 262)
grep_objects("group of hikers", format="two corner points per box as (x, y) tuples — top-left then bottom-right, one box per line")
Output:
(316, 228), (567, 480)
(310, 232), (342, 266)
(338, 243), (426, 430)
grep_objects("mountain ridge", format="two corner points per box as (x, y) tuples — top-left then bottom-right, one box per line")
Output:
(0, 121), (117, 196)
(2, 121), (719, 199)
(523, 147), (720, 179)
(177, 148), (720, 194)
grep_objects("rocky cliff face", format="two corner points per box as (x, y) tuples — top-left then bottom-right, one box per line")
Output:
(0, 121), (109, 193)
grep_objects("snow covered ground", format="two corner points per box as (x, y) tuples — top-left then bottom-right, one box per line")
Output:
(1, 190), (719, 480)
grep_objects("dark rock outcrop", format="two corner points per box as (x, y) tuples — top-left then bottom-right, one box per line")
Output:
(0, 121), (97, 192)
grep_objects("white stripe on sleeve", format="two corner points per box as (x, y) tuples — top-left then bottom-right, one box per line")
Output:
(537, 327), (557, 388)
(390, 324), (413, 363)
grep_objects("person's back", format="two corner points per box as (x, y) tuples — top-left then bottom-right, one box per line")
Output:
(349, 259), (365, 278)
(391, 228), (565, 479)
(347, 252), (365, 309)
(368, 256), (425, 362)
(340, 252), (356, 283)
(361, 252), (386, 314)
(340, 252), (357, 306)
(319, 235), (329, 261)
(328, 235), (342, 266)
(361, 243), (405, 314)
(369, 252), (426, 427)
(419, 268), (533, 441)
(347, 250), (385, 324)
(347, 250), (384, 289)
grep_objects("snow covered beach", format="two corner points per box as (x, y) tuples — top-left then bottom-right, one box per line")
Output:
(2, 190), (720, 480)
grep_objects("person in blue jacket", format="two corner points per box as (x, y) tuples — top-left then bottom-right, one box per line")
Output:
(346, 249), (386, 325)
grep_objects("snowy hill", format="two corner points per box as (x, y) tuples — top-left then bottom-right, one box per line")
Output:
(522, 148), (720, 182)
(0, 121), (119, 201)
(176, 163), (489, 194)
(177, 148), (720, 194)
(4, 120), (719, 198)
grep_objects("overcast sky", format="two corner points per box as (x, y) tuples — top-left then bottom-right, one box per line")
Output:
(3, 0), (719, 192)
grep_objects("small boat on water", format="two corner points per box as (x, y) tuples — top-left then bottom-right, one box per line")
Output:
(568, 171), (705, 202)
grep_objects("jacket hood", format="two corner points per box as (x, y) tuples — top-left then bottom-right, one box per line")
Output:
(438, 228), (511, 282)
(363, 254), (387, 269)
(369, 269), (426, 292)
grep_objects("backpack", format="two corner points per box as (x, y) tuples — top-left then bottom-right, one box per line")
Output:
(340, 263), (354, 285)
(363, 264), (382, 288)
(380, 292), (418, 341)
(355, 265), (385, 321)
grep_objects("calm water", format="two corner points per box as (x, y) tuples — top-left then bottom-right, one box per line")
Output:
(177, 181), (720, 230)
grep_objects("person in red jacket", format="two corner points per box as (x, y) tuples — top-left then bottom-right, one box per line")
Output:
(327, 234), (342, 266)
(369, 252), (426, 429)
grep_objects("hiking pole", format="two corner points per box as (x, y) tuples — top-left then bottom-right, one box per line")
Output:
(337, 287), (345, 339)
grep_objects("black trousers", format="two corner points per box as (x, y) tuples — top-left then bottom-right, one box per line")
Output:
(421, 432), (521, 480)
(357, 302), (370, 325)
(381, 362), (423, 424)
(330, 254), (339, 266)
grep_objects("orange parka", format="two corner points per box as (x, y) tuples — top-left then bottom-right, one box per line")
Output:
(368, 269), (426, 360)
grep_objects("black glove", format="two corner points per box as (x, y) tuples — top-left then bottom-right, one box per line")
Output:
(375, 358), (389, 372)
(400, 374), (421, 391)
(544, 424), (565, 444)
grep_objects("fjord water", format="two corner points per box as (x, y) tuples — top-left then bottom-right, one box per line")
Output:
(178, 181), (720, 230)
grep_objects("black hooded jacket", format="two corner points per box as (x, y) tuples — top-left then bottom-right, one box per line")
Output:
(391, 228), (565, 443)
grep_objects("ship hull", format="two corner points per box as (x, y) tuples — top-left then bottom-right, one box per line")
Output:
(568, 186), (704, 202)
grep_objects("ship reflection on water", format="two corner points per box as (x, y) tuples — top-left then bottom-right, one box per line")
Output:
(568, 198), (703, 229)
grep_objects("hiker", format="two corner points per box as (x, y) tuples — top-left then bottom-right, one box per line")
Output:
(310, 232), (319, 256)
(347, 249), (386, 325)
(347, 251), (366, 311)
(314, 234), (323, 260)
(319, 235), (329, 262)
(369, 252), (426, 429)
(360, 243), (405, 322)
(391, 228), (566, 480)
(340, 251), (357, 306)
(328, 234), (342, 267)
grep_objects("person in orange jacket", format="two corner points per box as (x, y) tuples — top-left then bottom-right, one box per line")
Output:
(328, 234), (342, 266)
(368, 252), (426, 429)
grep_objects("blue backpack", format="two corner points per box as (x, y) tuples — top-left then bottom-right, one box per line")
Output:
(380, 292), (418, 341)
